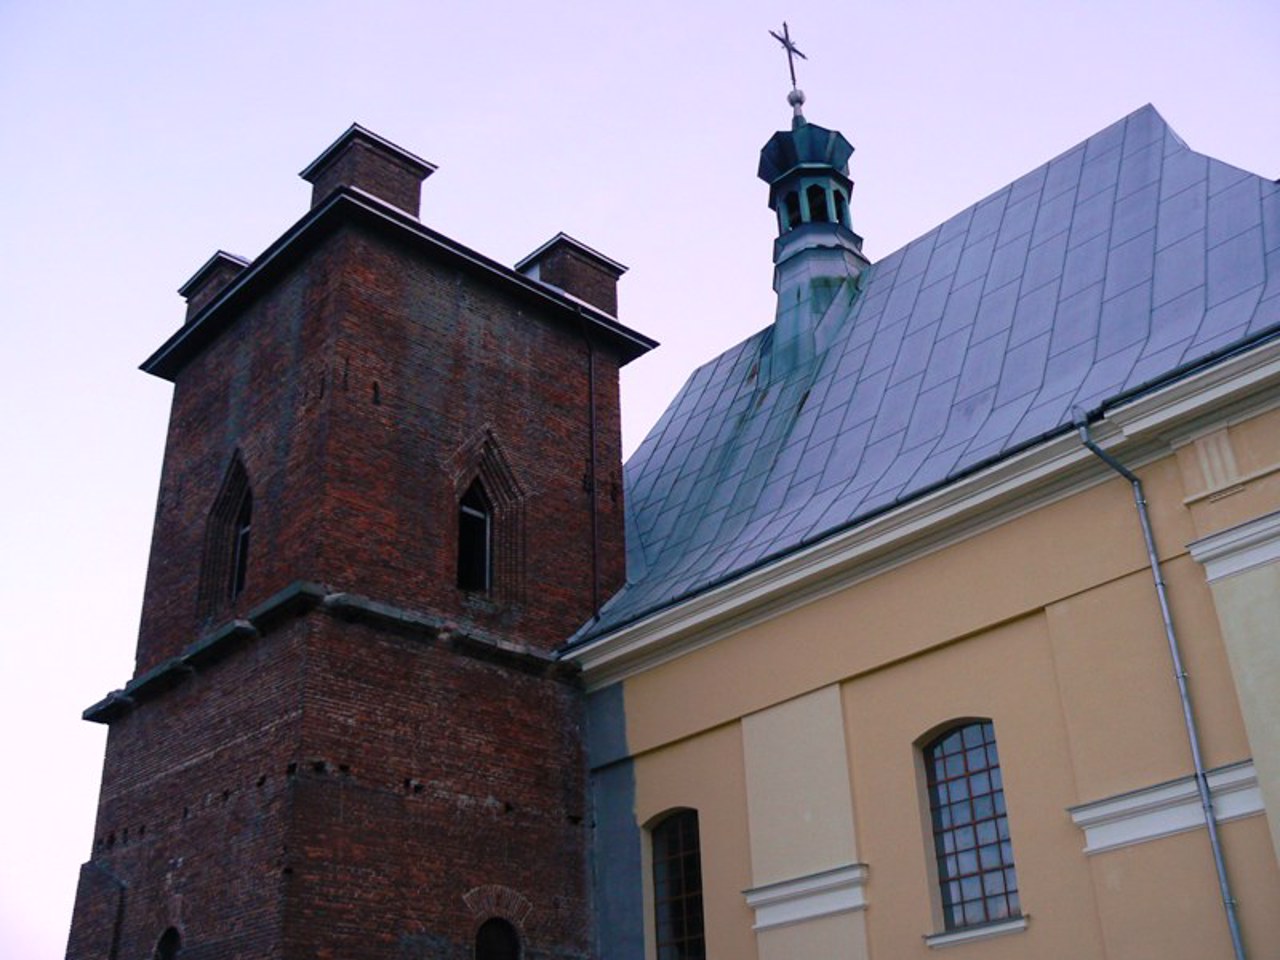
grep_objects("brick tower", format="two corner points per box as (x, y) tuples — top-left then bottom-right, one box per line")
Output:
(66, 125), (654, 960)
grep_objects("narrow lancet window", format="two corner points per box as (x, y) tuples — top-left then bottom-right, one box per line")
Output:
(199, 454), (253, 617)
(229, 487), (252, 600)
(458, 479), (492, 592)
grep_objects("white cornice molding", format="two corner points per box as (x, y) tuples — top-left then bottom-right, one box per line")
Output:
(1188, 510), (1280, 582)
(924, 916), (1028, 949)
(570, 339), (1280, 690)
(1068, 761), (1261, 854)
(573, 435), (1101, 688)
(1108, 338), (1280, 443)
(743, 863), (868, 931)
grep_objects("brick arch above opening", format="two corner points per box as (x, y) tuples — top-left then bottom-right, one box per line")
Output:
(462, 883), (533, 927)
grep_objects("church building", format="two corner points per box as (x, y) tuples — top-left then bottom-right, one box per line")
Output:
(69, 87), (1279, 959)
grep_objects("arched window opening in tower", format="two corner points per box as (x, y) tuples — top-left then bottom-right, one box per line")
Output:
(458, 479), (493, 592)
(783, 191), (801, 231)
(834, 189), (849, 228)
(806, 184), (830, 223)
(475, 917), (521, 960)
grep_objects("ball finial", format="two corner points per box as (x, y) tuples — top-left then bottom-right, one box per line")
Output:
(788, 87), (806, 121)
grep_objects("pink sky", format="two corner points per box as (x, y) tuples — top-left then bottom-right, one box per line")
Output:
(1, 2), (1276, 956)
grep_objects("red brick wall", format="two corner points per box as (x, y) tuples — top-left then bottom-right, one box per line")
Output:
(312, 227), (626, 648)
(71, 612), (588, 959)
(282, 615), (588, 958)
(307, 143), (424, 217)
(537, 245), (620, 315)
(135, 220), (626, 673)
(72, 618), (307, 959)
(134, 243), (341, 671)
(72, 207), (625, 959)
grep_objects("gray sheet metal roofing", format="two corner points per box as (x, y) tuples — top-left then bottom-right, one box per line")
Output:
(575, 104), (1280, 642)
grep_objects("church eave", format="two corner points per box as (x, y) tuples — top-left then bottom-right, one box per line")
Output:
(564, 335), (1280, 687)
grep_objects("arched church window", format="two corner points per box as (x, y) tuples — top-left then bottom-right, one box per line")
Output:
(652, 809), (705, 960)
(154, 927), (182, 960)
(475, 917), (520, 960)
(806, 184), (830, 223)
(924, 720), (1020, 930)
(458, 479), (493, 592)
(783, 191), (801, 231)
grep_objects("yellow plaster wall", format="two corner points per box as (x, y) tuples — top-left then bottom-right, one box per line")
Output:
(1226, 404), (1280, 476)
(1086, 814), (1280, 960)
(1178, 405), (1280, 539)
(1207, 561), (1280, 864)
(1044, 558), (1248, 802)
(622, 449), (1224, 768)
(611, 405), (1280, 958)
(755, 910), (868, 960)
(741, 685), (859, 885)
(844, 614), (1107, 958)
(622, 475), (1141, 754)
(632, 723), (755, 960)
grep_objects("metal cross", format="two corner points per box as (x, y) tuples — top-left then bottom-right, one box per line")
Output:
(769, 22), (807, 90)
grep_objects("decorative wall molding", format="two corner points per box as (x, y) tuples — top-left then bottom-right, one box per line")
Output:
(924, 916), (1028, 949)
(1188, 511), (1280, 582)
(743, 863), (868, 931)
(1068, 761), (1261, 854)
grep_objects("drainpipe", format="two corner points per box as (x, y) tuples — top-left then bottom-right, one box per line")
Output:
(1076, 416), (1247, 960)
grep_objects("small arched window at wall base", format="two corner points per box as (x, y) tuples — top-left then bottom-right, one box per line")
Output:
(924, 721), (1020, 930)
(154, 927), (181, 960)
(457, 479), (493, 593)
(475, 917), (521, 960)
(651, 809), (706, 960)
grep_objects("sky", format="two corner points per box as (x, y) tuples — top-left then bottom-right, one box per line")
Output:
(0, 1), (1276, 956)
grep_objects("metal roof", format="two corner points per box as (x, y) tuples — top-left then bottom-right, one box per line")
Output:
(577, 104), (1280, 642)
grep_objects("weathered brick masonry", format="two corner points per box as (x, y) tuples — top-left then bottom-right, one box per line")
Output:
(68, 125), (653, 960)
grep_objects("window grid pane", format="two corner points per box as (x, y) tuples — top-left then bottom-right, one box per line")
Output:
(926, 722), (1020, 930)
(652, 811), (706, 960)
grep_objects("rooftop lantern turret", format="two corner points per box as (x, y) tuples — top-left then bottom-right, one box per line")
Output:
(759, 24), (869, 374)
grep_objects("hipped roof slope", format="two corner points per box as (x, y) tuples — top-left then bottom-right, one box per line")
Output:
(578, 105), (1280, 642)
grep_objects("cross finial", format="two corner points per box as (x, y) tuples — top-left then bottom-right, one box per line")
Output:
(769, 22), (807, 92)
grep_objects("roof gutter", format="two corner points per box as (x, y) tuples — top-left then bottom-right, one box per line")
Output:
(1076, 415), (1248, 960)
